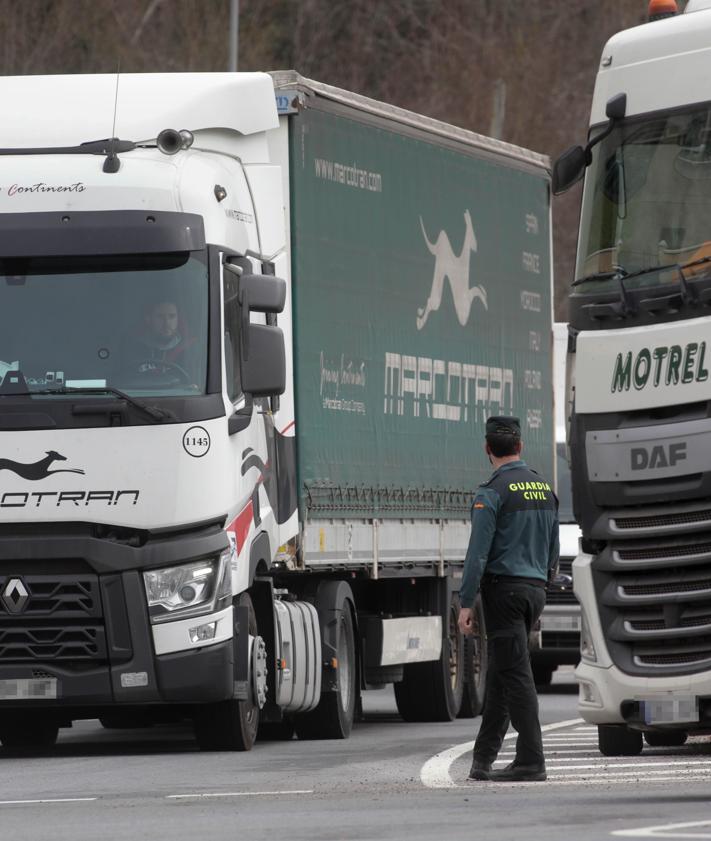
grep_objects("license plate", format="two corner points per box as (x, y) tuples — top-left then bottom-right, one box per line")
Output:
(0, 678), (58, 700)
(540, 615), (581, 632)
(640, 695), (698, 725)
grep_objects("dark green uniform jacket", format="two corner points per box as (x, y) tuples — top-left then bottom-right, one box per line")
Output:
(459, 459), (559, 609)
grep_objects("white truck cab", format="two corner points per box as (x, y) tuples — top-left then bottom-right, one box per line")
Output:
(555, 1), (711, 755)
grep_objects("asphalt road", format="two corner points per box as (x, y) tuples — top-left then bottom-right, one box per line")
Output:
(1, 668), (710, 841)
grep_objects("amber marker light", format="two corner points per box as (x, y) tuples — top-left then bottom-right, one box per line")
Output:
(648, 0), (678, 20)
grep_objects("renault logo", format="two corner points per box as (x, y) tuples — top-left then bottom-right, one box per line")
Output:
(2, 578), (29, 614)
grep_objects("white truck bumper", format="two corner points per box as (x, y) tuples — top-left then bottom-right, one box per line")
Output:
(574, 551), (711, 726)
(574, 659), (710, 725)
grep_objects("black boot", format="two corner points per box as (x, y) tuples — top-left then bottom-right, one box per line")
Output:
(488, 761), (547, 782)
(467, 758), (492, 781)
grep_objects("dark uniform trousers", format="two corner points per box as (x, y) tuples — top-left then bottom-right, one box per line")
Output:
(474, 575), (547, 767)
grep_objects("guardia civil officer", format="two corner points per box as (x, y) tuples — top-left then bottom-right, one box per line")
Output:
(458, 416), (559, 782)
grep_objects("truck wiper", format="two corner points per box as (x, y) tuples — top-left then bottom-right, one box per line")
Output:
(571, 269), (627, 287)
(573, 266), (636, 319)
(34, 386), (174, 423)
(624, 257), (711, 309)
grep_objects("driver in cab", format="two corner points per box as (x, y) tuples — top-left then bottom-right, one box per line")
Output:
(134, 300), (196, 380)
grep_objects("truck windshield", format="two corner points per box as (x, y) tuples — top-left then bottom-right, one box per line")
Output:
(576, 104), (711, 295)
(0, 251), (208, 397)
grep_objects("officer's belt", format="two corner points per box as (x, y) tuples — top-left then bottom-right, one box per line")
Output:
(481, 574), (546, 589)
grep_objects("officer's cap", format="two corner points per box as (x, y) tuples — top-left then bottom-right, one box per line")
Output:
(485, 415), (521, 437)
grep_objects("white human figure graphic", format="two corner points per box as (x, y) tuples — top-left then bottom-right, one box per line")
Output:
(417, 210), (488, 330)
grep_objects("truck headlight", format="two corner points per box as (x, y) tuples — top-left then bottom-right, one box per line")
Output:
(143, 549), (232, 624)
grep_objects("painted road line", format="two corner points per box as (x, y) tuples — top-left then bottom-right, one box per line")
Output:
(612, 818), (711, 837)
(0, 798), (98, 805)
(466, 775), (711, 787)
(546, 760), (711, 771)
(499, 748), (598, 754)
(549, 769), (711, 777)
(167, 790), (314, 799)
(543, 756), (710, 763)
(420, 717), (583, 788)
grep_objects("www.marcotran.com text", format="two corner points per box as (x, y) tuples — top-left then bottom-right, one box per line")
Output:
(314, 158), (383, 192)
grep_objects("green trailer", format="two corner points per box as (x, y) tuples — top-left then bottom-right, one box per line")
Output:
(266, 73), (554, 724)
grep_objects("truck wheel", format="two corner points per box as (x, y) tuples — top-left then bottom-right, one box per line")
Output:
(532, 665), (554, 688)
(458, 595), (487, 718)
(644, 730), (688, 747)
(294, 599), (357, 740)
(0, 719), (58, 750)
(194, 592), (261, 751)
(598, 724), (643, 756)
(395, 590), (464, 722)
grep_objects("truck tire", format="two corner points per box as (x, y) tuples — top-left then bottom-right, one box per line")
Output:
(644, 730), (688, 747)
(0, 718), (58, 750)
(458, 596), (487, 718)
(394, 590), (465, 722)
(598, 724), (643, 756)
(194, 592), (261, 751)
(294, 593), (357, 740)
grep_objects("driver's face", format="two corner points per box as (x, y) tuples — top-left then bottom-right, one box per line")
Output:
(150, 302), (179, 339)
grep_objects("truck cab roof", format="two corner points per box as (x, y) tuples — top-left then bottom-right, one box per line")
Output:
(592, 7), (711, 123)
(0, 72), (279, 148)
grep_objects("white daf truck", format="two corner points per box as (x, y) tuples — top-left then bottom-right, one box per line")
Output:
(554, 0), (711, 755)
(0, 71), (554, 750)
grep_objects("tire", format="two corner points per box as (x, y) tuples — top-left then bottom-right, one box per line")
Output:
(458, 595), (487, 718)
(644, 730), (688, 747)
(395, 589), (465, 722)
(294, 599), (357, 740)
(0, 719), (59, 750)
(532, 665), (554, 688)
(598, 724), (643, 756)
(194, 592), (261, 751)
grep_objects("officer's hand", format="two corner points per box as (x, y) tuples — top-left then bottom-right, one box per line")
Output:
(458, 607), (474, 635)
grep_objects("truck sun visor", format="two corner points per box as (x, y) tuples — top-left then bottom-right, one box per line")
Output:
(0, 210), (205, 257)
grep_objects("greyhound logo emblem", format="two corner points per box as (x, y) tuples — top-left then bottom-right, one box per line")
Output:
(416, 210), (488, 330)
(0, 450), (85, 480)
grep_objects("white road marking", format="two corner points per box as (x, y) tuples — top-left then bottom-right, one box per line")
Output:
(423, 718), (711, 789)
(167, 790), (314, 799)
(0, 798), (98, 805)
(612, 819), (711, 838)
(420, 717), (583, 788)
(547, 761), (711, 771)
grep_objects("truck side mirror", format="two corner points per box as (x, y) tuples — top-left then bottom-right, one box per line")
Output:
(553, 93), (627, 196)
(552, 146), (587, 195)
(241, 324), (286, 397)
(239, 273), (286, 313)
(223, 263), (286, 313)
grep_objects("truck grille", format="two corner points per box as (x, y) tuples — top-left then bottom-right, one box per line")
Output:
(0, 573), (105, 662)
(595, 538), (711, 676)
(613, 508), (711, 531)
(629, 614), (711, 632)
(616, 541), (711, 562)
(0, 626), (104, 660)
(545, 557), (578, 605)
(0, 575), (100, 619)
(636, 648), (711, 668)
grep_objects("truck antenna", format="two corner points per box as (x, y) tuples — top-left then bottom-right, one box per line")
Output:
(103, 62), (122, 173)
